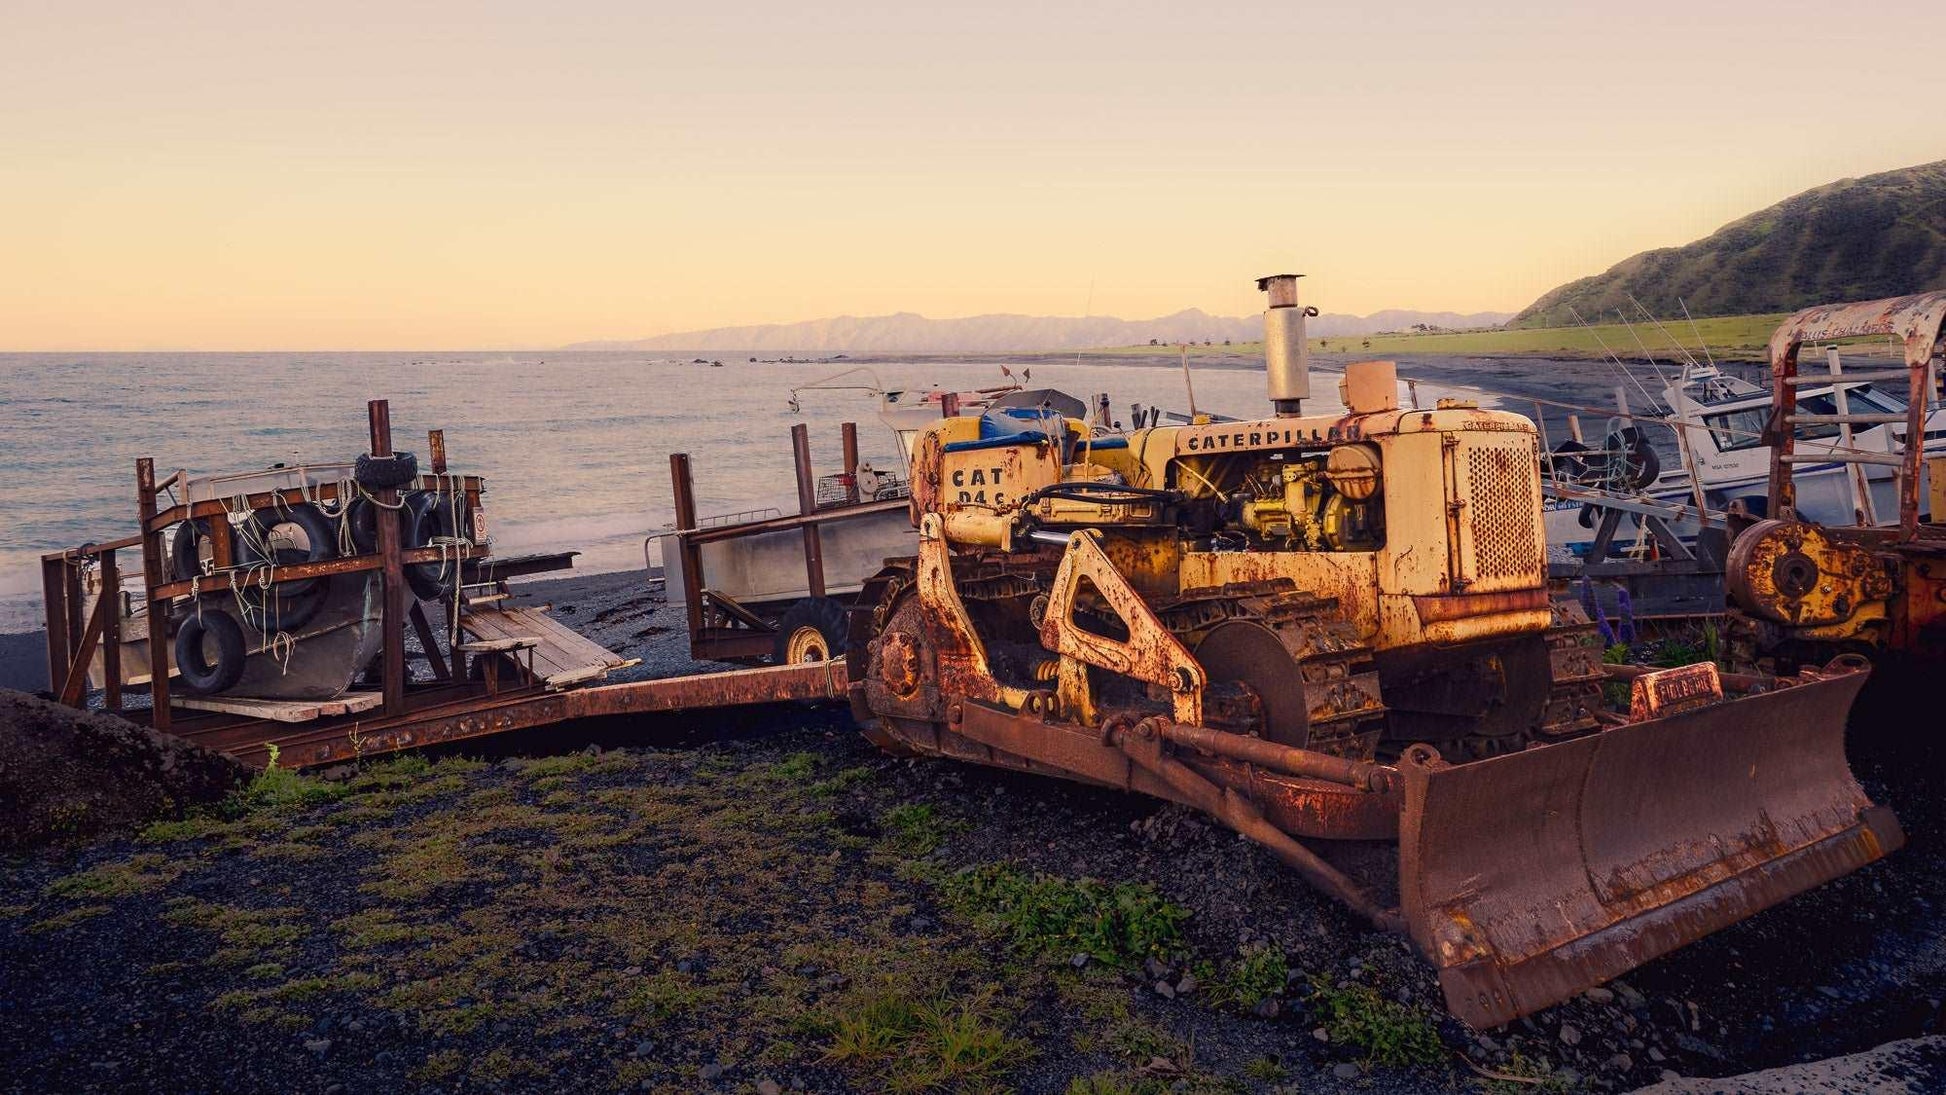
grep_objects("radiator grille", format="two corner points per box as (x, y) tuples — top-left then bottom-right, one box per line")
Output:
(1467, 444), (1541, 582)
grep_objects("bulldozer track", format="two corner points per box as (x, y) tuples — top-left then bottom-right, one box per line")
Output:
(1160, 580), (1386, 758)
(1540, 598), (1605, 738)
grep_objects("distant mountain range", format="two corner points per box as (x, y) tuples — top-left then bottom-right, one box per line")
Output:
(1515, 159), (1946, 327)
(566, 307), (1514, 354)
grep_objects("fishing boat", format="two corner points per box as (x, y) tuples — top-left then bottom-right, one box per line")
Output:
(1545, 359), (1944, 560)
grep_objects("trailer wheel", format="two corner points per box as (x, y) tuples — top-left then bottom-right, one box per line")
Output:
(175, 610), (246, 695)
(776, 596), (850, 665)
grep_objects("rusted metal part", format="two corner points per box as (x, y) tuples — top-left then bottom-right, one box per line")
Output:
(1765, 292), (1946, 538)
(101, 549), (122, 712)
(1040, 530), (1206, 724)
(146, 544), (486, 601)
(1726, 519), (1897, 636)
(142, 476), (484, 530)
(428, 429), (447, 474)
(1410, 587), (1547, 623)
(1398, 666), (1901, 1029)
(408, 602), (452, 681)
(945, 699), (1398, 841)
(174, 660), (851, 770)
(1151, 719), (1393, 790)
(1624, 663), (1722, 721)
(369, 401), (408, 717)
(791, 423), (827, 599)
(841, 422), (861, 504)
(136, 457), (172, 733)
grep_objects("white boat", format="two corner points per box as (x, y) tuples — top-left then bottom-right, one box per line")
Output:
(1546, 360), (1944, 561)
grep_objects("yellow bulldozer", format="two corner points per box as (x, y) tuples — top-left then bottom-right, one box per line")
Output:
(845, 274), (1902, 1028)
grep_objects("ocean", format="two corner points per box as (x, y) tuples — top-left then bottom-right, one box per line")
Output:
(0, 350), (1455, 633)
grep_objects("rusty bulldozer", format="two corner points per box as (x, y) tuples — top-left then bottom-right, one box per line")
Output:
(844, 274), (1901, 1028)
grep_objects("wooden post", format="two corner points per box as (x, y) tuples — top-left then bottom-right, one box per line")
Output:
(428, 429), (447, 474)
(369, 401), (407, 716)
(669, 453), (706, 647)
(791, 424), (826, 598)
(102, 549), (122, 712)
(841, 422), (861, 504)
(137, 459), (172, 731)
(41, 556), (71, 696)
(940, 391), (960, 418)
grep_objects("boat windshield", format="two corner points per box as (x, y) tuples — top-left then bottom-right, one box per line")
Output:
(1704, 384), (1904, 452)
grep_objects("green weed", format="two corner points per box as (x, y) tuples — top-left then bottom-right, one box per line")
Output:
(1307, 974), (1445, 1068)
(880, 803), (959, 857)
(941, 864), (1188, 969)
(223, 744), (347, 816)
(824, 985), (1027, 1093)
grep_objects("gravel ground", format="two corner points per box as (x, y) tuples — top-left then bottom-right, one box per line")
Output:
(3, 566), (1942, 1093)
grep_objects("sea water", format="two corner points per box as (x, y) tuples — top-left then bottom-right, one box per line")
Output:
(0, 351), (1487, 632)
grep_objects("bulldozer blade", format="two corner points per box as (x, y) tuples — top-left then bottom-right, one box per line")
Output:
(1398, 667), (1901, 1029)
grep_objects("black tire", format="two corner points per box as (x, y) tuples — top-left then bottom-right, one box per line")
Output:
(402, 491), (469, 601)
(175, 610), (246, 695)
(344, 497), (379, 555)
(1548, 440), (1591, 484)
(236, 504), (339, 598)
(774, 596), (850, 665)
(239, 580), (328, 632)
(170, 519), (211, 582)
(355, 451), (419, 490)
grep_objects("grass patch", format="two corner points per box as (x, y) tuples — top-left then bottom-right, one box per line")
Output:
(940, 864), (1188, 969)
(223, 745), (348, 816)
(810, 765), (875, 797)
(26, 904), (110, 933)
(163, 898), (308, 963)
(1308, 974), (1445, 1068)
(1199, 943), (1289, 1012)
(879, 803), (959, 857)
(45, 853), (186, 899)
(824, 985), (1028, 1093)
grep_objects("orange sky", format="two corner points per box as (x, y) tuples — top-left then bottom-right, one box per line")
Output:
(3, 1), (1941, 350)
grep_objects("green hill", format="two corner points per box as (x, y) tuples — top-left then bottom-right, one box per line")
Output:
(1514, 160), (1946, 328)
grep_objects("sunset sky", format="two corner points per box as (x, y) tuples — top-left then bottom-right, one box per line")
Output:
(3, 1), (1941, 350)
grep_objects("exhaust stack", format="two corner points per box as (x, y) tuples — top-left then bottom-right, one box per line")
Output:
(1258, 273), (1313, 417)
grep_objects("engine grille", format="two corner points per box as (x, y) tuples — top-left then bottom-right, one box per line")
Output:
(1467, 443), (1541, 582)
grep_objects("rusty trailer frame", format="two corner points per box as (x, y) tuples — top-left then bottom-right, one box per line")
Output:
(40, 399), (851, 770)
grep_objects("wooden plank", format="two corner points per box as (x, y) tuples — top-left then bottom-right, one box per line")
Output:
(175, 695), (329, 723)
(58, 586), (113, 706)
(458, 637), (540, 652)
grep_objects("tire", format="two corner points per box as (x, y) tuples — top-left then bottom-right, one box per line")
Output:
(236, 504), (339, 598)
(174, 610), (246, 695)
(355, 450), (419, 490)
(170, 519), (211, 582)
(402, 491), (469, 601)
(774, 596), (850, 665)
(344, 497), (379, 555)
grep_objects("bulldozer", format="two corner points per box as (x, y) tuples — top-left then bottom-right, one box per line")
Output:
(845, 274), (1902, 1028)
(1727, 292), (1946, 669)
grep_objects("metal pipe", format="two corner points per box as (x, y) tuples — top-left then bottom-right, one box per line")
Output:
(1257, 273), (1311, 417)
(1155, 719), (1392, 791)
(841, 422), (861, 504)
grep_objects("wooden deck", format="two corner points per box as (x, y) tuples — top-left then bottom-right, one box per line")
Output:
(459, 605), (634, 689)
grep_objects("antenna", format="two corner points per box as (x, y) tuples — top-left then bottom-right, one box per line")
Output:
(1677, 297), (1716, 369)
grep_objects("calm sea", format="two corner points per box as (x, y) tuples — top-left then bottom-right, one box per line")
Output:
(0, 351), (1483, 633)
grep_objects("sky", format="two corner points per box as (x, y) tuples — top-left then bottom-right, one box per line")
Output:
(3, 1), (1942, 350)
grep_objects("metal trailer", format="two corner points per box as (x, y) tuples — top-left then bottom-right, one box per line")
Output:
(39, 400), (850, 771)
(657, 421), (918, 664)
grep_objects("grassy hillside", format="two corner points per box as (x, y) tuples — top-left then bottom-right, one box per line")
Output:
(1081, 311), (1789, 362)
(1516, 160), (1946, 327)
